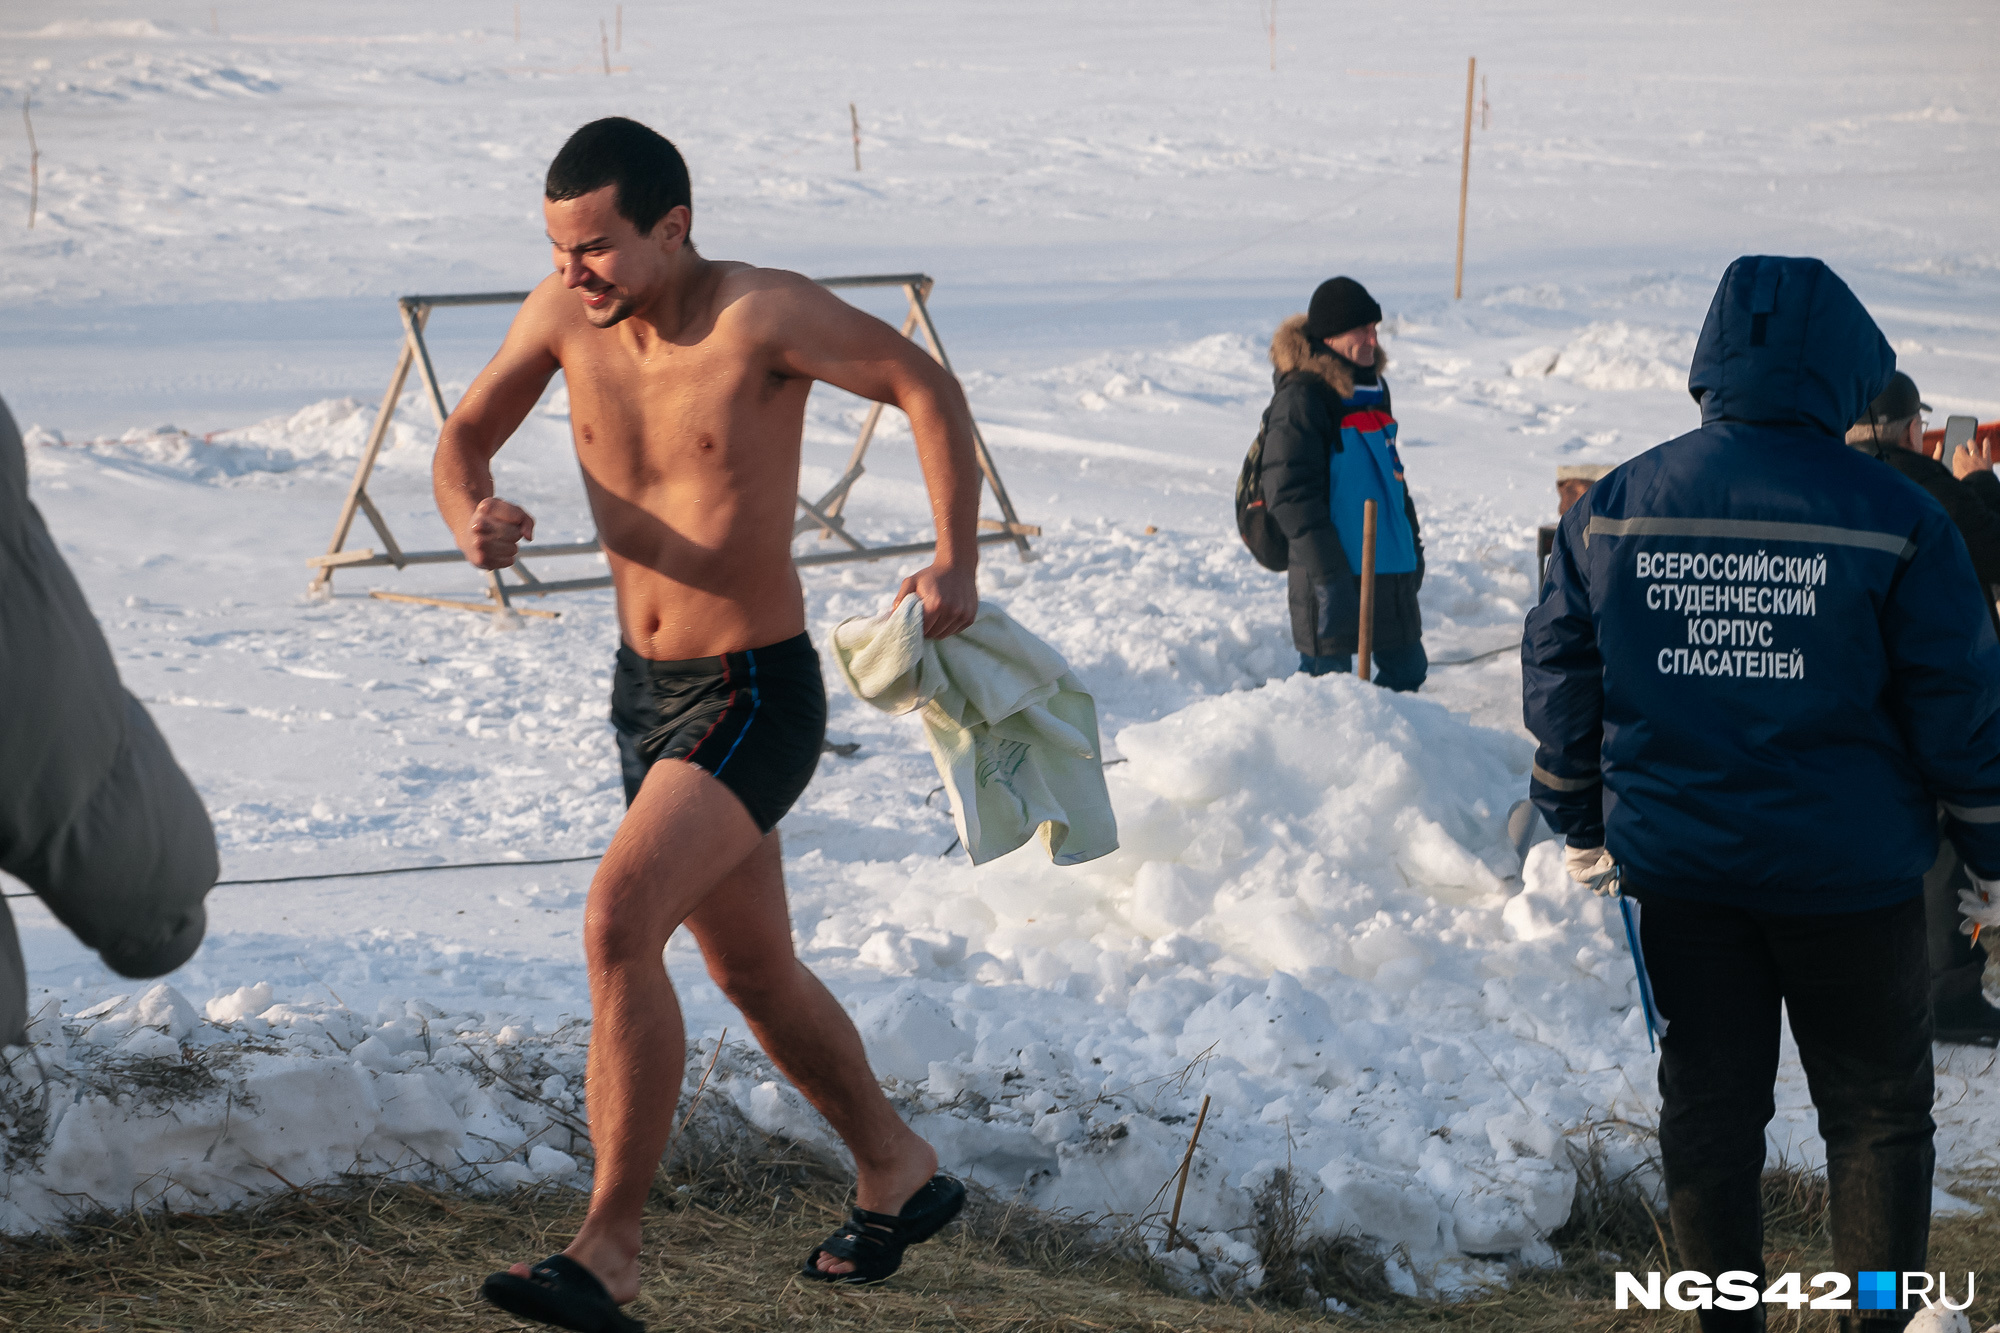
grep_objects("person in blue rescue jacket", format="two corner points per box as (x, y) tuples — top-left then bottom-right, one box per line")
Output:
(1524, 255), (2000, 1331)
(1261, 276), (1426, 690)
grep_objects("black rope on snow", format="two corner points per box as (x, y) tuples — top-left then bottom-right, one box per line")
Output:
(0, 852), (607, 900)
(1430, 640), (1523, 667)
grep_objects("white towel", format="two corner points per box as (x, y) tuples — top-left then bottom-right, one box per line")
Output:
(831, 597), (1118, 867)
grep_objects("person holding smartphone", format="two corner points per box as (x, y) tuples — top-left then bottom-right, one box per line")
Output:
(1846, 370), (2000, 1045)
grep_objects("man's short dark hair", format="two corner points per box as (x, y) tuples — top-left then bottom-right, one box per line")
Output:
(545, 117), (691, 238)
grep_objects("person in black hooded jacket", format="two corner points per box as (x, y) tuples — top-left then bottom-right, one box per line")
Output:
(1260, 277), (1426, 691)
(1526, 257), (2000, 1330)
(1846, 371), (2000, 1046)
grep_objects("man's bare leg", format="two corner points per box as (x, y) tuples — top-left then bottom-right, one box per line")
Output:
(506, 759), (940, 1297)
(682, 835), (939, 1274)
(511, 759), (764, 1303)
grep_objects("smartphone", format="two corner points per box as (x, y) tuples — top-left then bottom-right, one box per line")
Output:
(1944, 415), (1978, 460)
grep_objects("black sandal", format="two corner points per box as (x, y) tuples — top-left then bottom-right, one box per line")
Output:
(481, 1254), (644, 1332)
(800, 1174), (967, 1285)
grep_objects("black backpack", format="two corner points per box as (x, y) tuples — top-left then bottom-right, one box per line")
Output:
(1235, 408), (1288, 571)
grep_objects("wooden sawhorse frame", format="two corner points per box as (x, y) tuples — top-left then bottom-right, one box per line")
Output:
(307, 274), (1037, 614)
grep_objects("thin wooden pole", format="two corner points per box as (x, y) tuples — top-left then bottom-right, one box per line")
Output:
(370, 590), (558, 620)
(399, 302), (451, 428)
(1454, 56), (1475, 300)
(21, 97), (37, 231)
(1262, 0), (1277, 71)
(311, 338), (416, 594)
(907, 282), (1033, 560)
(849, 103), (861, 171)
(1166, 1094), (1211, 1250)
(812, 301), (922, 531)
(1357, 499), (1378, 681)
(600, 20), (611, 75)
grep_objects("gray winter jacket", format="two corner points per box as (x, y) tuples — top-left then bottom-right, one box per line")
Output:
(0, 395), (216, 1046)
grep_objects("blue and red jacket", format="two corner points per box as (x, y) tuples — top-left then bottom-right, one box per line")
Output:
(1524, 255), (2000, 910)
(1261, 333), (1425, 658)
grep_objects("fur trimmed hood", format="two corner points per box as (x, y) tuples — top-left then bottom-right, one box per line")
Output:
(1270, 313), (1387, 395)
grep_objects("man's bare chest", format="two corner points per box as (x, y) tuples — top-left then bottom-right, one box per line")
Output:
(557, 337), (808, 483)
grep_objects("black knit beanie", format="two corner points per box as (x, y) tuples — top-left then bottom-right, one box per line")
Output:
(1304, 276), (1382, 342)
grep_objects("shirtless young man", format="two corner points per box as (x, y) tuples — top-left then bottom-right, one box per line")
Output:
(435, 118), (978, 1332)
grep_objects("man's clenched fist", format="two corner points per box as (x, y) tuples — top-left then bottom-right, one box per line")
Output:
(465, 496), (536, 569)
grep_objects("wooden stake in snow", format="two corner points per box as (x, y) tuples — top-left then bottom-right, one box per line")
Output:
(849, 102), (861, 171)
(600, 19), (611, 75)
(1260, 0), (1278, 72)
(1357, 498), (1378, 681)
(1166, 1093), (1212, 1250)
(369, 590), (557, 620)
(666, 1026), (728, 1157)
(1454, 56), (1475, 300)
(21, 96), (36, 231)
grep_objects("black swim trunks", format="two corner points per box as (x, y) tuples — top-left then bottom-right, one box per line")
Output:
(609, 632), (827, 834)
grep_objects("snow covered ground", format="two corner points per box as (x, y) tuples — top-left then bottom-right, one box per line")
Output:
(3, 0), (1998, 1293)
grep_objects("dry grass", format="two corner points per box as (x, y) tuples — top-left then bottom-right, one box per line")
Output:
(0, 1152), (1992, 1333)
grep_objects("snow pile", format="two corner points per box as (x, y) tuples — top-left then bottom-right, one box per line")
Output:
(780, 674), (1663, 1285)
(1508, 322), (1697, 391)
(24, 397), (433, 483)
(211, 396), (432, 466)
(64, 51), (282, 101)
(0, 980), (600, 1233)
(28, 19), (174, 39)
(843, 670), (1534, 984)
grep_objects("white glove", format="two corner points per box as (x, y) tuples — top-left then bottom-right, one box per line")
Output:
(1960, 875), (2000, 941)
(1564, 844), (1619, 896)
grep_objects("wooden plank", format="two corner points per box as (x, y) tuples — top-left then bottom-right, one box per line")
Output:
(794, 462), (866, 536)
(493, 574), (615, 596)
(794, 492), (867, 551)
(399, 291), (536, 308)
(305, 540), (603, 570)
(908, 287), (1034, 561)
(792, 530), (1021, 569)
(306, 547), (382, 570)
(1455, 57), (1476, 301)
(310, 338), (415, 593)
(402, 302), (452, 430)
(810, 273), (931, 290)
(1357, 499), (1379, 681)
(817, 297), (923, 527)
(355, 492), (405, 567)
(369, 590), (558, 619)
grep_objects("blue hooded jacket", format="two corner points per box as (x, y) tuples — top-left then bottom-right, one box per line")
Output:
(1523, 256), (2000, 911)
